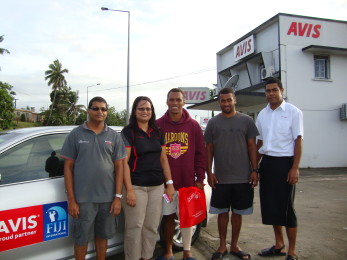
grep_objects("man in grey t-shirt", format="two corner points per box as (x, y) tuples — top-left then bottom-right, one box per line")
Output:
(61, 96), (126, 260)
(204, 88), (258, 260)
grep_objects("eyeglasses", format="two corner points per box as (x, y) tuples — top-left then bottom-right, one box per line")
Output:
(137, 107), (152, 112)
(90, 106), (108, 112)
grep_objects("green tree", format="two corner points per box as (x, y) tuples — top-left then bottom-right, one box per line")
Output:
(0, 81), (15, 129)
(105, 108), (126, 126)
(0, 35), (10, 71)
(44, 59), (69, 125)
(42, 86), (85, 126)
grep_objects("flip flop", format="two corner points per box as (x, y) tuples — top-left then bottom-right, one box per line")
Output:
(258, 245), (286, 256)
(155, 256), (174, 260)
(183, 258), (197, 260)
(230, 250), (252, 260)
(285, 255), (298, 260)
(211, 250), (228, 260)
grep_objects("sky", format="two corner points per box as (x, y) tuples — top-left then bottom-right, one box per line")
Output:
(1, 0), (347, 119)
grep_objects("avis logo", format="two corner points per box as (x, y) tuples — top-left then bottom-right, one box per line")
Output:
(43, 202), (68, 241)
(287, 22), (321, 38)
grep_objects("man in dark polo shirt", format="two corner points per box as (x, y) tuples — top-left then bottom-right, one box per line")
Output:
(61, 96), (127, 260)
(256, 78), (303, 260)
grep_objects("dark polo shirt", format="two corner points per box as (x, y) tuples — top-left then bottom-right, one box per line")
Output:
(121, 126), (165, 186)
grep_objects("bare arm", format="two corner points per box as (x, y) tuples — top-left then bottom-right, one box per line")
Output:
(123, 147), (136, 207)
(160, 146), (175, 201)
(247, 138), (258, 187)
(256, 139), (263, 165)
(64, 159), (79, 219)
(110, 159), (124, 216)
(287, 137), (303, 184)
(206, 142), (218, 189)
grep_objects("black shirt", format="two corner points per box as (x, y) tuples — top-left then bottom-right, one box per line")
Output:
(121, 126), (165, 186)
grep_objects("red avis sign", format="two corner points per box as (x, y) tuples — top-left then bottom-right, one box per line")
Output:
(0, 205), (43, 252)
(181, 87), (209, 104)
(287, 22), (321, 38)
(234, 35), (254, 61)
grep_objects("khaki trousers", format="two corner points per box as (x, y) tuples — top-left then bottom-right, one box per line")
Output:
(123, 184), (164, 260)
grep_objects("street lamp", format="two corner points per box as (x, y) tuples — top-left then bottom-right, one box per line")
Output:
(101, 7), (130, 125)
(86, 83), (100, 108)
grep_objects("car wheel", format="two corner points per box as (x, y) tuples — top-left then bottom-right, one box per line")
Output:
(159, 216), (202, 251)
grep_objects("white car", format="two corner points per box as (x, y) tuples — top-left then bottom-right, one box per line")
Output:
(0, 126), (211, 259)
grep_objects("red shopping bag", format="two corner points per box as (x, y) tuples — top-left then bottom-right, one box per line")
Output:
(178, 186), (206, 228)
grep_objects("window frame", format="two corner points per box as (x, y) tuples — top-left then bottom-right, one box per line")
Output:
(314, 55), (330, 79)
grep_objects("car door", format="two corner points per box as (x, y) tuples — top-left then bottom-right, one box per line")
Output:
(0, 131), (125, 259)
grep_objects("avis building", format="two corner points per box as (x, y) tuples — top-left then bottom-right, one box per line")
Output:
(188, 13), (347, 167)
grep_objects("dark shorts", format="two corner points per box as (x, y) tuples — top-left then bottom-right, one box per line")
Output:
(73, 202), (116, 246)
(259, 155), (297, 228)
(210, 183), (254, 211)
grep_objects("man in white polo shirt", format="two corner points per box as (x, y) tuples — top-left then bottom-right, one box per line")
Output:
(256, 77), (303, 260)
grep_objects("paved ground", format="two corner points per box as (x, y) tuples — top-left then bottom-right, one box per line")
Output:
(109, 168), (347, 260)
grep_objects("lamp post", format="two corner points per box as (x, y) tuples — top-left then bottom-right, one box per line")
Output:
(86, 83), (100, 108)
(101, 7), (130, 125)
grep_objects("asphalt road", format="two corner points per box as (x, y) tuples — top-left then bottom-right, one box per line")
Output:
(108, 168), (347, 260)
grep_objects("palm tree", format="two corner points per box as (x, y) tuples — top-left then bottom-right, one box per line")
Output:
(66, 90), (84, 124)
(0, 35), (10, 71)
(44, 59), (69, 125)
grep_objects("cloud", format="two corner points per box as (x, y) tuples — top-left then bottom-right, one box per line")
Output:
(1, 0), (346, 116)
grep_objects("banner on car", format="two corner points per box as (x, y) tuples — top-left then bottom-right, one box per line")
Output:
(0, 201), (68, 252)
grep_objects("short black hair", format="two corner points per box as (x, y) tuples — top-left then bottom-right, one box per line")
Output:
(266, 77), (283, 89)
(167, 88), (185, 101)
(218, 87), (235, 99)
(88, 96), (108, 109)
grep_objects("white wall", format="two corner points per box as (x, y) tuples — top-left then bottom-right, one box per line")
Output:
(280, 15), (347, 167)
(216, 14), (347, 167)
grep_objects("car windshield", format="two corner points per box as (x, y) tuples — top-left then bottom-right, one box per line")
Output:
(0, 132), (21, 146)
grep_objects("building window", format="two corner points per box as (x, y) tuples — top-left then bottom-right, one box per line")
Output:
(314, 55), (330, 79)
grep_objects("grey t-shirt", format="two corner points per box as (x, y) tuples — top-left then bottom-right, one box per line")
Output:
(61, 124), (127, 203)
(204, 113), (259, 184)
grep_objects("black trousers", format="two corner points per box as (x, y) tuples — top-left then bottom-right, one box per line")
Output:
(259, 155), (297, 228)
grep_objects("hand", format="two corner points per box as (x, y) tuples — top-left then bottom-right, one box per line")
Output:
(110, 198), (122, 216)
(126, 190), (136, 207)
(207, 174), (218, 189)
(195, 181), (204, 190)
(287, 167), (299, 184)
(249, 171), (258, 188)
(68, 199), (79, 219)
(165, 184), (175, 202)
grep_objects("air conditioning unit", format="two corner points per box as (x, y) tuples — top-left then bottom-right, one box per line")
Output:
(261, 66), (275, 80)
(340, 103), (347, 121)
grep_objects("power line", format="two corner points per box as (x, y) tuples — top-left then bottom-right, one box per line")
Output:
(131, 67), (216, 87)
(91, 67), (216, 92)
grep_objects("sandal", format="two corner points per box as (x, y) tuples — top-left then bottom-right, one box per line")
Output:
(211, 250), (228, 260)
(258, 245), (286, 256)
(231, 250), (252, 259)
(285, 255), (298, 260)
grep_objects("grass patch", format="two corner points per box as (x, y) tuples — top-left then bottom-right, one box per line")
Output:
(0, 121), (43, 131)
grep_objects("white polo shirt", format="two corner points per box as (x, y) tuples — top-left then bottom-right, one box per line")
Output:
(256, 100), (303, 157)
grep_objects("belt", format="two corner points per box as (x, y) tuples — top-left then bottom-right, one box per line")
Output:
(262, 154), (293, 159)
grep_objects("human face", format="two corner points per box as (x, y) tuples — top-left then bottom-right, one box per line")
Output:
(135, 100), (152, 123)
(219, 93), (236, 115)
(167, 91), (185, 116)
(265, 83), (284, 109)
(88, 101), (108, 123)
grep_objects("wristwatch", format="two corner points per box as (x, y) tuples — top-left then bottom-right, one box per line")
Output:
(166, 180), (174, 185)
(252, 168), (259, 173)
(114, 194), (123, 199)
